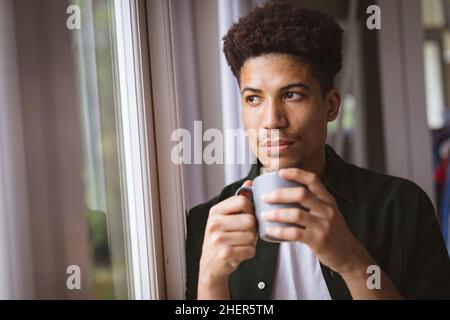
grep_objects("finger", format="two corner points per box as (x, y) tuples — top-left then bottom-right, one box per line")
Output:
(229, 245), (257, 263)
(242, 180), (253, 187)
(209, 195), (253, 217)
(278, 168), (335, 205)
(265, 225), (314, 243)
(218, 245), (256, 268)
(261, 186), (327, 217)
(260, 208), (324, 227)
(211, 231), (257, 247)
(239, 180), (253, 199)
(209, 213), (256, 232)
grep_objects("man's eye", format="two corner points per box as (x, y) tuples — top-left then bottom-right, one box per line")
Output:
(246, 96), (261, 105)
(284, 92), (303, 101)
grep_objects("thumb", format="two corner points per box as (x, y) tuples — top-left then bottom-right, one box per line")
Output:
(242, 179), (253, 187)
(239, 180), (253, 199)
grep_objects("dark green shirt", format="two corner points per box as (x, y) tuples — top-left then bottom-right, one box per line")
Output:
(185, 144), (450, 299)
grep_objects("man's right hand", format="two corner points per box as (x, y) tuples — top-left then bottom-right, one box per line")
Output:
(197, 180), (257, 299)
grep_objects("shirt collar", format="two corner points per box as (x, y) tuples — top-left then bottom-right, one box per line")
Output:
(245, 144), (354, 203)
(323, 144), (354, 203)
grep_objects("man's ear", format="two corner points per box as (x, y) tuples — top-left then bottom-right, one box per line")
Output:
(326, 88), (341, 122)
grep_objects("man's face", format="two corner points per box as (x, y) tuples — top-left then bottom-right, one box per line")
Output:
(239, 54), (340, 172)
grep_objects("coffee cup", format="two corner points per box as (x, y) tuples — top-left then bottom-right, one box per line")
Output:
(235, 171), (307, 243)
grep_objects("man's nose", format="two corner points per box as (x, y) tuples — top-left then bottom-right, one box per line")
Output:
(262, 98), (288, 129)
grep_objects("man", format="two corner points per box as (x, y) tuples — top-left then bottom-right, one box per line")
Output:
(185, 2), (450, 299)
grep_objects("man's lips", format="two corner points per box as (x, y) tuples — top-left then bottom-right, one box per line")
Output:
(259, 140), (295, 154)
(260, 139), (295, 147)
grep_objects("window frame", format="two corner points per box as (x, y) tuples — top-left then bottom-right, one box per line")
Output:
(145, 0), (188, 299)
(112, 0), (167, 300)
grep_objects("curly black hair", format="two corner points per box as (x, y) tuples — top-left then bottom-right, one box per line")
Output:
(222, 1), (343, 93)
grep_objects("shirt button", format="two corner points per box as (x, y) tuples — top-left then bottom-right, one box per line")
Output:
(258, 281), (265, 290)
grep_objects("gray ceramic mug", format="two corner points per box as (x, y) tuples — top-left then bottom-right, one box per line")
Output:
(235, 171), (307, 243)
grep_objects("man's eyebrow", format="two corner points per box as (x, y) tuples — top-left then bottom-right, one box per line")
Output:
(241, 87), (263, 96)
(280, 83), (312, 92)
(240, 83), (311, 96)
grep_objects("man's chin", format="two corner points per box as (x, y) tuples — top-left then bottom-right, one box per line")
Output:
(260, 156), (301, 172)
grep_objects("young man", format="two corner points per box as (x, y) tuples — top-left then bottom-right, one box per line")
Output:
(185, 2), (450, 299)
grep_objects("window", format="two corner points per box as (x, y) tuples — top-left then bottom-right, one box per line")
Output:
(73, 0), (129, 299)
(72, 0), (164, 299)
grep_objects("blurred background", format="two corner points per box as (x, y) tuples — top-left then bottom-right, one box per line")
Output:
(0, 0), (449, 299)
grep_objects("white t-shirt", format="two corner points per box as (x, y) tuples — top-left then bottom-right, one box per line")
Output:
(270, 241), (331, 300)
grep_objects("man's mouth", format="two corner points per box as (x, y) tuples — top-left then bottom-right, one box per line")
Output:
(259, 139), (295, 155)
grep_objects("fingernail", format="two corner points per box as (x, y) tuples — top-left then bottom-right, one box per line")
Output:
(261, 194), (270, 201)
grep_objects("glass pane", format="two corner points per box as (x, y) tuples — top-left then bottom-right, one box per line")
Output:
(72, 0), (129, 299)
(421, 0), (450, 249)
(422, 0), (446, 28)
(423, 40), (446, 129)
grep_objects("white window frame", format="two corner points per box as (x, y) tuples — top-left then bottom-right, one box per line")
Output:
(112, 0), (166, 300)
(145, 0), (188, 299)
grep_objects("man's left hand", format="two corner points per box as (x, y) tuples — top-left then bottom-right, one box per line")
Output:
(261, 168), (371, 276)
